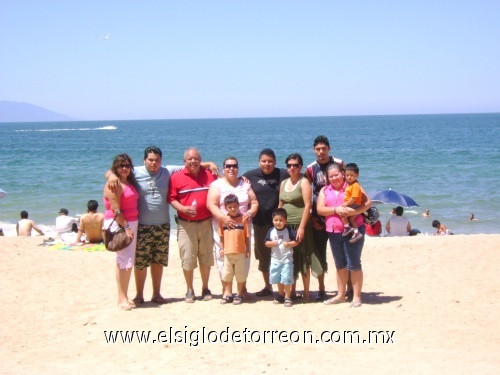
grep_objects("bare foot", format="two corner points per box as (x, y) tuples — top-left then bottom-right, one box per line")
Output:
(118, 301), (132, 311)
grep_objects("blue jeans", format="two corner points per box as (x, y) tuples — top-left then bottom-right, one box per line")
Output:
(328, 226), (365, 271)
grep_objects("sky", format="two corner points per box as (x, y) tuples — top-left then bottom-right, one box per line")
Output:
(1, 1), (499, 121)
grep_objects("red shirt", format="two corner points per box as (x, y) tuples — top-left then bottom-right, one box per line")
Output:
(365, 220), (382, 236)
(167, 167), (216, 221)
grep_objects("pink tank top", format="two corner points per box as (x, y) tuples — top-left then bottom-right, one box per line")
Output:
(104, 183), (139, 221)
(323, 183), (364, 233)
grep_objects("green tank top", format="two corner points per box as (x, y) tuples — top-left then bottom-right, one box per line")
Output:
(279, 177), (306, 224)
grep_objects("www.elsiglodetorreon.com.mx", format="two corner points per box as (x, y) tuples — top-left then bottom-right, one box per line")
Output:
(104, 326), (395, 346)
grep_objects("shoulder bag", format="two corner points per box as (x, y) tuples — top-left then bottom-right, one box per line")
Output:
(103, 211), (132, 252)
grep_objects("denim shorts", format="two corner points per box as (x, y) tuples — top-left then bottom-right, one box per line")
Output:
(269, 262), (293, 285)
(327, 225), (365, 271)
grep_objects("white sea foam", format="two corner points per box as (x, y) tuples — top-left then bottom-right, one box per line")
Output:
(15, 126), (116, 132)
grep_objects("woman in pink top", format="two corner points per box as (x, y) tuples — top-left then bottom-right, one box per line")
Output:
(103, 154), (139, 311)
(317, 163), (371, 307)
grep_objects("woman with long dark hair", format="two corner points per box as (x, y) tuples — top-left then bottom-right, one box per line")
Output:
(103, 154), (139, 311)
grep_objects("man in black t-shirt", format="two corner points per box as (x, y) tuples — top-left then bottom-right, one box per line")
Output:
(243, 148), (289, 297)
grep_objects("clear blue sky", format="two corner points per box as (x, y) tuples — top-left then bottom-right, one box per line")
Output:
(1, 1), (499, 120)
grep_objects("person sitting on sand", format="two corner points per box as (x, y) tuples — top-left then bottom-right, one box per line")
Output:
(432, 220), (454, 235)
(16, 211), (45, 236)
(365, 220), (382, 237)
(422, 208), (431, 217)
(386, 206), (411, 236)
(55, 208), (78, 237)
(72, 200), (104, 245)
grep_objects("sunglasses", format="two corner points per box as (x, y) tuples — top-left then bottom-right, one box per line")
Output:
(224, 164), (238, 169)
(119, 164), (132, 169)
(286, 163), (301, 168)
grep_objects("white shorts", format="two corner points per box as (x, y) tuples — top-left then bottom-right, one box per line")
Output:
(103, 219), (138, 270)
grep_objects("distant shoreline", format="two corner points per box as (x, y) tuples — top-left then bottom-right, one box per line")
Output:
(1, 109), (500, 123)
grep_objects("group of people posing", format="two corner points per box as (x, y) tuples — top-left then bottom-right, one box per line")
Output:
(103, 135), (372, 311)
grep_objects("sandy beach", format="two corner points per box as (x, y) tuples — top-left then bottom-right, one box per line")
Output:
(1, 234), (498, 374)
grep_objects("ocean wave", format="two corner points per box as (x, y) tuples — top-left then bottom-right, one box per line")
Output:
(15, 126), (117, 132)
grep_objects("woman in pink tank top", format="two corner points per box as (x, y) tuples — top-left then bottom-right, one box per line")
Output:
(317, 163), (371, 308)
(103, 153), (139, 311)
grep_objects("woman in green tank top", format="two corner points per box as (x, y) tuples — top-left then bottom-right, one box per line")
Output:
(278, 153), (318, 302)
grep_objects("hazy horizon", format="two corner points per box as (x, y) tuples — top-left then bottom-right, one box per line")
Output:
(1, 2), (499, 120)
(2, 100), (500, 123)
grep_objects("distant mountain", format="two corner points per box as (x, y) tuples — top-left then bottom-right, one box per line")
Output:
(0, 101), (74, 122)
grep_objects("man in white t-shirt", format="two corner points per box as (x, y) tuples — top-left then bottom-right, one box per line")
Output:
(55, 208), (78, 237)
(386, 206), (411, 236)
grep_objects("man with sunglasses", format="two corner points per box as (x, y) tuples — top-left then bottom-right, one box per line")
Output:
(107, 146), (218, 307)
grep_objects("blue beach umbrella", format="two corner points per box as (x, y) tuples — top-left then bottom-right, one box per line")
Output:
(370, 189), (419, 208)
(0, 188), (7, 199)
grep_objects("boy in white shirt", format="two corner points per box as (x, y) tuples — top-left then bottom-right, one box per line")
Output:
(265, 208), (298, 307)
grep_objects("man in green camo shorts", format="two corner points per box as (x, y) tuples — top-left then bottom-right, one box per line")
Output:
(108, 146), (218, 306)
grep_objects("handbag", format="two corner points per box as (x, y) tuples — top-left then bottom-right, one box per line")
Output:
(103, 211), (132, 252)
(362, 206), (380, 225)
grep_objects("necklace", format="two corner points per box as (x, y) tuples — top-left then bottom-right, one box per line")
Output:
(148, 172), (159, 197)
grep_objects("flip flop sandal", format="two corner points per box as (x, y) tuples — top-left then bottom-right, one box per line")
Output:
(291, 293), (303, 300)
(232, 295), (243, 305)
(220, 295), (233, 304)
(132, 298), (145, 307)
(324, 298), (345, 305)
(151, 296), (167, 304)
(315, 291), (327, 302)
(118, 302), (132, 311)
(284, 298), (293, 307)
(185, 290), (196, 303)
(202, 289), (213, 301)
(255, 288), (273, 297)
(273, 295), (285, 304)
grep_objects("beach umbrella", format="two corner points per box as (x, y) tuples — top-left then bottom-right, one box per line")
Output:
(370, 189), (419, 208)
(0, 188), (6, 199)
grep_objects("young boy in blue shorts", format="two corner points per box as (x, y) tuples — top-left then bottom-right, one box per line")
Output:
(265, 208), (298, 307)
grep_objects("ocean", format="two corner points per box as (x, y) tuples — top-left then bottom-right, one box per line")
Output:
(1, 113), (499, 236)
